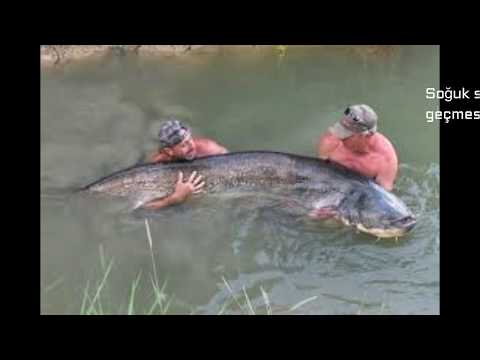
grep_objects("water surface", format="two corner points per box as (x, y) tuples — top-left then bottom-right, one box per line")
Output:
(41, 45), (439, 315)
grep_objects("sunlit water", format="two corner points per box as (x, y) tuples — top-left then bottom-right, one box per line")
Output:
(41, 45), (439, 315)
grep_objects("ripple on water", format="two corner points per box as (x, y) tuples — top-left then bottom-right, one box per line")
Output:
(198, 162), (439, 314)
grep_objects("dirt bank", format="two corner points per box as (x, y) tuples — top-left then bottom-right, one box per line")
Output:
(40, 45), (399, 68)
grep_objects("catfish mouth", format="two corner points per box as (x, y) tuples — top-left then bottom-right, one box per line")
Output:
(342, 215), (417, 239)
(391, 215), (417, 232)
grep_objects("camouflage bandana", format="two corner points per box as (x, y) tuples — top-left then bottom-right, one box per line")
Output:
(158, 119), (192, 148)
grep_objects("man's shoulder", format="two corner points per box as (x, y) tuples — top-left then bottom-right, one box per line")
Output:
(372, 133), (398, 162)
(149, 150), (172, 163)
(193, 137), (218, 146)
(194, 137), (226, 152)
(373, 132), (395, 148)
(318, 130), (341, 143)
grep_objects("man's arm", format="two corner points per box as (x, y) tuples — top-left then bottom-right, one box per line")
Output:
(142, 193), (182, 209)
(316, 133), (341, 159)
(215, 144), (228, 154)
(374, 136), (399, 192)
(374, 159), (398, 192)
(142, 171), (205, 210)
(147, 150), (170, 163)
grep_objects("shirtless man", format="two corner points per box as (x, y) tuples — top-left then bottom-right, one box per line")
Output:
(143, 118), (228, 209)
(316, 104), (398, 191)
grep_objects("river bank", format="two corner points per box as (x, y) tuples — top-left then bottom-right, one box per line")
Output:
(40, 45), (399, 68)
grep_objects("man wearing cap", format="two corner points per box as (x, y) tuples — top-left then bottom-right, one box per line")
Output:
(142, 118), (228, 210)
(316, 104), (398, 191)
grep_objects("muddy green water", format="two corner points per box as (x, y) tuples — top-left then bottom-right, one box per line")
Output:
(41, 46), (439, 315)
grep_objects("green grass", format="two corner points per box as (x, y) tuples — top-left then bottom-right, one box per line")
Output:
(219, 276), (318, 315)
(127, 271), (142, 315)
(79, 219), (173, 315)
(70, 218), (321, 315)
(79, 260), (173, 315)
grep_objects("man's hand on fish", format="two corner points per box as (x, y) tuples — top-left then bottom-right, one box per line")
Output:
(171, 171), (205, 202)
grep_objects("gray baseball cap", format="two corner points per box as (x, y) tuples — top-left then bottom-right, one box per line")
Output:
(329, 104), (378, 139)
(158, 119), (192, 148)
